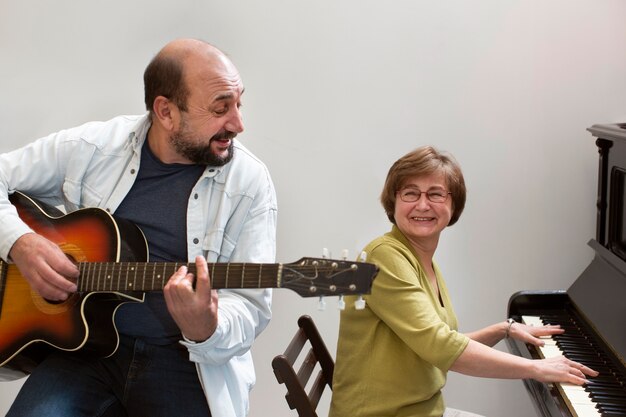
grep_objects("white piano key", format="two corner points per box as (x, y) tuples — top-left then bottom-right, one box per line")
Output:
(522, 315), (543, 327)
(564, 403), (601, 417)
(539, 345), (564, 359)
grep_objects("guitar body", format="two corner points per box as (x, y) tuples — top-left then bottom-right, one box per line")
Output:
(0, 192), (148, 373)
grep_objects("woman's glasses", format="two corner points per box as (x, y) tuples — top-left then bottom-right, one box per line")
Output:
(397, 187), (451, 203)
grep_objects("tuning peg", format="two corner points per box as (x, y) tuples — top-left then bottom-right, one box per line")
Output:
(359, 251), (367, 262)
(341, 249), (349, 260)
(355, 295), (366, 310)
(318, 296), (326, 311)
(322, 248), (330, 259)
(338, 295), (346, 310)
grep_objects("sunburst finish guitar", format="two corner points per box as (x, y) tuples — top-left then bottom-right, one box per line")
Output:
(0, 191), (377, 376)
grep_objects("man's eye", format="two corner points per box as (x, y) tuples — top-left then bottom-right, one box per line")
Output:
(214, 107), (228, 115)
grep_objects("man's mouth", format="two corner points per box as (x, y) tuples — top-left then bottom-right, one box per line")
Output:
(212, 131), (237, 143)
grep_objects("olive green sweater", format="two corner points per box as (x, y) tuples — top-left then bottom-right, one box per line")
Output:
(330, 226), (469, 417)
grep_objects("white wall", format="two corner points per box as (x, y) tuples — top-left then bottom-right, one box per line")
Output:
(1, 1), (626, 416)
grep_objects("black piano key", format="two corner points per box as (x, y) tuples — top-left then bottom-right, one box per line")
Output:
(558, 339), (602, 349)
(592, 395), (626, 405)
(589, 375), (623, 383)
(596, 398), (626, 411)
(595, 397), (626, 405)
(598, 406), (626, 414)
(588, 392), (626, 407)
(566, 356), (607, 366)
(586, 382), (625, 392)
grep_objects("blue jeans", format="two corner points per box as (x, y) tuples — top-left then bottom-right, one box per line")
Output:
(7, 335), (211, 417)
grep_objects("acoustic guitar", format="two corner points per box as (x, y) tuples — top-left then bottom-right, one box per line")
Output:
(0, 191), (377, 377)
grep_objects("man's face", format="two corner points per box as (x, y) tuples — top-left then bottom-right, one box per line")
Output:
(169, 56), (244, 166)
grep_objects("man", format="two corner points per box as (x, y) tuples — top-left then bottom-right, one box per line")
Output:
(0, 38), (277, 417)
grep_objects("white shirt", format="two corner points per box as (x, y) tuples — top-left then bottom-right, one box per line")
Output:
(0, 114), (277, 417)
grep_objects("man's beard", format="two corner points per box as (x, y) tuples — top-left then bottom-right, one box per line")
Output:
(170, 123), (236, 166)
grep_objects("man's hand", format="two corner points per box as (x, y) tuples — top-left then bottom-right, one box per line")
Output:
(164, 255), (218, 342)
(9, 233), (79, 301)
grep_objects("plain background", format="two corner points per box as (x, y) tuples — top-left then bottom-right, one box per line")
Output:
(1, 1), (625, 416)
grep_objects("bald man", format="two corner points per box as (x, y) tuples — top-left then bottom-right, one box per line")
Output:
(0, 39), (277, 417)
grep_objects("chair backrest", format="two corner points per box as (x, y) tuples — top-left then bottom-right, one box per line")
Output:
(272, 315), (335, 417)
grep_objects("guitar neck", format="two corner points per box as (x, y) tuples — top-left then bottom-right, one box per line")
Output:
(78, 262), (282, 292)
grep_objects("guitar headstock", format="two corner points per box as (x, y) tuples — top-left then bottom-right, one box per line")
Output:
(280, 257), (378, 298)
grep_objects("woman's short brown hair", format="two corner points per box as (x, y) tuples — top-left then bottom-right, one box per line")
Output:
(380, 146), (466, 226)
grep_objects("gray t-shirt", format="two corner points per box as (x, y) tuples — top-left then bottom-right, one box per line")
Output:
(114, 141), (205, 344)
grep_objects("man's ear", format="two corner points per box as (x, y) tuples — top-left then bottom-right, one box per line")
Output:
(152, 96), (177, 131)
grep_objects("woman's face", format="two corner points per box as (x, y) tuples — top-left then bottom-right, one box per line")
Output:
(393, 171), (453, 244)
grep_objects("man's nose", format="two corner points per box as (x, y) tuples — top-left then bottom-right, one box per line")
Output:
(225, 107), (244, 133)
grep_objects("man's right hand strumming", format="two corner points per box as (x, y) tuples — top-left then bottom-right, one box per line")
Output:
(9, 233), (79, 301)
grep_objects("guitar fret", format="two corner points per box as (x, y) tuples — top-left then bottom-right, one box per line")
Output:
(94, 263), (99, 291)
(106, 262), (112, 291)
(104, 262), (110, 291)
(136, 263), (142, 291)
(99, 263), (103, 291)
(95, 263), (100, 290)
(211, 262), (216, 287)
(258, 264), (262, 289)
(87, 262), (93, 291)
(134, 262), (141, 290)
(81, 262), (87, 291)
(125, 265), (129, 290)
(225, 263), (230, 288)
(82, 262), (88, 291)
(241, 263), (245, 289)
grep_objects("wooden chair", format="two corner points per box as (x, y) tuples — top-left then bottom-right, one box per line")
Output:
(272, 315), (335, 417)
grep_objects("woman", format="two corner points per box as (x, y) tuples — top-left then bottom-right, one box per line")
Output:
(329, 146), (597, 417)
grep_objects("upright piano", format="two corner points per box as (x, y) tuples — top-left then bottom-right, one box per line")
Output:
(506, 123), (626, 417)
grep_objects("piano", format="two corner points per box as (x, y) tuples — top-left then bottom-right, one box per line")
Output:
(506, 123), (626, 417)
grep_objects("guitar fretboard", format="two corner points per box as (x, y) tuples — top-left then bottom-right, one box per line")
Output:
(78, 262), (282, 292)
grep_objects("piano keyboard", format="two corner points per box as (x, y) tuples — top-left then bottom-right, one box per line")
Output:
(522, 315), (626, 417)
